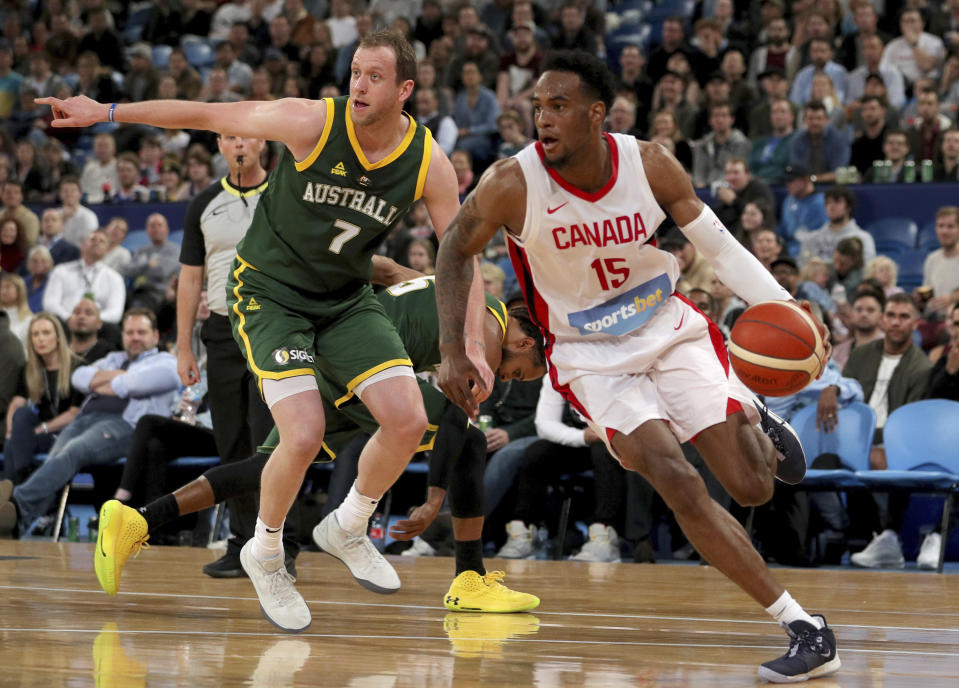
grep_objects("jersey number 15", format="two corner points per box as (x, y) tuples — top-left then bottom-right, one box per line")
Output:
(590, 258), (630, 290)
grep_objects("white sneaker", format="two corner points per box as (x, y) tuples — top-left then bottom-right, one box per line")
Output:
(917, 532), (942, 570)
(239, 540), (311, 633)
(495, 520), (538, 559)
(850, 529), (905, 569)
(313, 512), (401, 594)
(401, 536), (436, 557)
(569, 523), (622, 563)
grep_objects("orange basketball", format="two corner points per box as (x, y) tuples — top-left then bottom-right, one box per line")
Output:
(728, 300), (825, 397)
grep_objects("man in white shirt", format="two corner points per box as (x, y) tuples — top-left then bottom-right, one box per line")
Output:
(846, 34), (906, 110)
(101, 217), (132, 273)
(80, 133), (120, 203)
(43, 229), (126, 324)
(415, 87), (458, 155)
(799, 185), (876, 265)
(922, 205), (959, 315)
(327, 0), (358, 48)
(880, 8), (946, 88)
(58, 176), (99, 248)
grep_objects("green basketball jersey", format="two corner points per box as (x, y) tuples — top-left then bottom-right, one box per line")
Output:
(377, 275), (507, 372)
(236, 96), (433, 293)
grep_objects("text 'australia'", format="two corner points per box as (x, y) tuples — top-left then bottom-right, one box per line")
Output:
(302, 183), (400, 226)
(551, 213), (649, 250)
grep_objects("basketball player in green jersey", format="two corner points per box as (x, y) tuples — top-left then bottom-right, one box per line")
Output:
(41, 32), (489, 633)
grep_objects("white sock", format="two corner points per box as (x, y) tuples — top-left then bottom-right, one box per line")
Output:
(335, 482), (380, 535)
(252, 516), (284, 561)
(766, 590), (821, 629)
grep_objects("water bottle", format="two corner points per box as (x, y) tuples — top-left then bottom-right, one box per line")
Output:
(369, 512), (386, 551)
(68, 516), (79, 542)
(921, 159), (934, 183)
(88, 517), (98, 542)
(903, 160), (916, 183)
(175, 385), (201, 425)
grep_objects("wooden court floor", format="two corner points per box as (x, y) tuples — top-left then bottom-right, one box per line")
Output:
(1, 540), (958, 687)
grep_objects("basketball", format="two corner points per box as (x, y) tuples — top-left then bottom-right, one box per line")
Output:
(727, 300), (825, 396)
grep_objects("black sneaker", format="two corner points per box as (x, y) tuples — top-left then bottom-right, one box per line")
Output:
(754, 402), (807, 484)
(759, 615), (841, 683)
(203, 550), (297, 578)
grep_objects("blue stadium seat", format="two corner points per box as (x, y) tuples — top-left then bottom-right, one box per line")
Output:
(168, 230), (184, 246)
(183, 41), (215, 69)
(917, 220), (939, 251)
(790, 401), (874, 488)
(867, 217), (918, 257)
(123, 229), (151, 253)
(152, 45), (173, 69)
(894, 249), (927, 290)
(645, 0), (696, 23)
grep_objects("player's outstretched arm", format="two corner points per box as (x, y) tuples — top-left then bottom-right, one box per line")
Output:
(36, 95), (327, 162)
(371, 255), (426, 286)
(436, 158), (526, 418)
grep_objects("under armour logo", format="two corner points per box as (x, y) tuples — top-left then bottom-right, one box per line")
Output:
(446, 596), (459, 605)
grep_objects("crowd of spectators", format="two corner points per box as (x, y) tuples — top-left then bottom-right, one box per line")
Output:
(1, 0), (958, 565)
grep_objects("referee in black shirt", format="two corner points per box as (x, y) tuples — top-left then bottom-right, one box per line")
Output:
(177, 134), (296, 577)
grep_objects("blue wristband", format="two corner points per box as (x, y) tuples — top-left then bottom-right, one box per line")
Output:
(108, 103), (117, 122)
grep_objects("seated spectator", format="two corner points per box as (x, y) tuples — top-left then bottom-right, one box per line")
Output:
(124, 42), (161, 102)
(416, 87), (458, 156)
(182, 150), (215, 200)
(880, 8), (945, 92)
(35, 139), (75, 204)
(922, 205), (959, 318)
(777, 165), (828, 256)
(659, 228), (715, 294)
(496, 110), (532, 160)
(550, 3), (599, 55)
(829, 236), (866, 304)
(2, 313), (82, 484)
(811, 73), (848, 132)
(905, 88), (952, 162)
(43, 229), (126, 325)
(35, 208), (79, 267)
(790, 38), (849, 106)
(799, 185), (875, 266)
(771, 255), (835, 316)
(691, 71), (743, 140)
(452, 61), (501, 167)
(14, 139), (44, 203)
(752, 227), (787, 270)
(864, 256), (904, 298)
(22, 246), (53, 313)
(168, 48), (203, 101)
(747, 16), (799, 84)
(1, 272), (31, 347)
(849, 95), (889, 176)
(0, 308), (179, 538)
(1, 180), (39, 246)
(405, 238), (435, 275)
(831, 289), (885, 369)
(111, 153), (151, 203)
(496, 379), (628, 562)
(157, 160), (187, 202)
(615, 44), (653, 134)
(789, 100), (851, 183)
(606, 95), (643, 138)
(934, 127), (959, 181)
(101, 217), (132, 274)
(926, 301), (959, 400)
(79, 133), (119, 204)
(445, 23), (501, 91)
(480, 261), (506, 301)
(648, 110), (692, 171)
(67, 298), (115, 364)
(495, 20), (544, 135)
(0, 310), (26, 440)
(122, 213), (181, 313)
(842, 293), (933, 569)
(650, 70), (698, 141)
(846, 35), (906, 112)
(708, 274), (746, 339)
(0, 216), (27, 273)
(801, 256), (831, 292)
(862, 128), (912, 182)
(450, 149), (477, 203)
(691, 102), (751, 189)
(748, 97), (797, 183)
(712, 158), (776, 233)
(72, 51), (122, 104)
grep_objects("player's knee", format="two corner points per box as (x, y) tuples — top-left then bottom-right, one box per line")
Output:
(279, 422), (327, 462)
(728, 474), (774, 507)
(380, 406), (428, 449)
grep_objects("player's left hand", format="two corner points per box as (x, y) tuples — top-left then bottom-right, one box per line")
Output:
(388, 501), (441, 540)
(799, 300), (832, 376)
(439, 347), (491, 420)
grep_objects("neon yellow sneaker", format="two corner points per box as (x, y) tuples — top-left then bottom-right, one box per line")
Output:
(443, 570), (540, 613)
(94, 500), (149, 596)
(93, 622), (147, 688)
(443, 612), (540, 658)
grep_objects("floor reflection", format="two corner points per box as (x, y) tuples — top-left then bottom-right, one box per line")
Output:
(92, 622), (147, 688)
(443, 612), (541, 658)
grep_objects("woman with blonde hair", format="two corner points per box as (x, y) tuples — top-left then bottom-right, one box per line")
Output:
(3, 313), (82, 484)
(1, 272), (32, 348)
(864, 255), (903, 297)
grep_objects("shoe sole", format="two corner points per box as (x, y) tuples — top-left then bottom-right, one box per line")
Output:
(313, 522), (400, 595)
(94, 502), (121, 596)
(202, 566), (248, 578)
(757, 403), (807, 484)
(444, 598), (542, 613)
(239, 546), (312, 633)
(757, 654), (841, 683)
(850, 557), (905, 568)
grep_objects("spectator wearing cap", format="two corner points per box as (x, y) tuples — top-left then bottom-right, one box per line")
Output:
(748, 67), (799, 138)
(778, 164), (828, 256)
(0, 42), (22, 119)
(790, 38), (849, 107)
(799, 185), (876, 266)
(691, 101), (751, 188)
(692, 71), (747, 139)
(496, 19), (544, 133)
(845, 35), (905, 111)
(749, 97), (797, 183)
(788, 100), (850, 183)
(747, 15), (799, 85)
(880, 8), (945, 89)
(770, 255), (835, 315)
(444, 23), (501, 91)
(124, 43), (161, 102)
(659, 228), (716, 294)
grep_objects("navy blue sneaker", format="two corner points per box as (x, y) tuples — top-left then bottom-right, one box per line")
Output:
(759, 615), (841, 683)
(755, 402), (807, 484)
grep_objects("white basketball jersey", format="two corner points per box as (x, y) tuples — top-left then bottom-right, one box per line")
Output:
(508, 133), (677, 346)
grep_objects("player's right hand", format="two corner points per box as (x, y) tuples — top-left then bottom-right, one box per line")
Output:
(177, 350), (201, 387)
(35, 95), (106, 128)
(438, 348), (490, 420)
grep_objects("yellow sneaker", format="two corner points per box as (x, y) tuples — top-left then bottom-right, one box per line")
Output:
(443, 612), (540, 658)
(443, 570), (540, 613)
(92, 622), (147, 688)
(94, 500), (149, 596)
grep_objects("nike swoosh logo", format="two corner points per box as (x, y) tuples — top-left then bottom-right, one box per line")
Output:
(211, 206), (229, 216)
(547, 202), (568, 214)
(674, 313), (685, 330)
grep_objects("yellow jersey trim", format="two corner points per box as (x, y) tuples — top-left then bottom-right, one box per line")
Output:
(345, 98), (417, 171)
(416, 423), (440, 453)
(413, 129), (433, 201)
(231, 257), (314, 393)
(334, 358), (415, 408)
(220, 177), (269, 198)
(294, 98), (335, 172)
(487, 298), (508, 343)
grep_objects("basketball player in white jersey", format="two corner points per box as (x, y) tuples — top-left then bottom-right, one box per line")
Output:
(435, 52), (840, 683)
